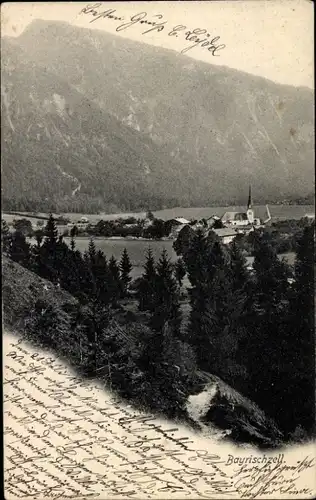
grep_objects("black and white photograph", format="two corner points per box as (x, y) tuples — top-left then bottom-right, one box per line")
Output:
(2, 1), (315, 498)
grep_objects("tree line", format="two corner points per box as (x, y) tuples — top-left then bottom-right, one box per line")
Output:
(2, 215), (315, 442)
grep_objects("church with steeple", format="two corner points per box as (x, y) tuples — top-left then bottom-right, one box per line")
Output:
(220, 185), (259, 228)
(246, 185), (255, 224)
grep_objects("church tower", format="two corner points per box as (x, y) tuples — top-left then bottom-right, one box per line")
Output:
(247, 185), (254, 224)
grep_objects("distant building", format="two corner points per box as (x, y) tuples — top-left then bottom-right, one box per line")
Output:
(220, 186), (270, 228)
(211, 227), (239, 245)
(168, 217), (191, 237)
(172, 217), (191, 225)
(67, 220), (89, 230)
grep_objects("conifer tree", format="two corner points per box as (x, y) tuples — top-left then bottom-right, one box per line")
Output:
(44, 214), (58, 249)
(252, 230), (290, 315)
(150, 249), (182, 337)
(88, 238), (97, 263)
(79, 252), (95, 303)
(229, 240), (249, 293)
(31, 230), (44, 274)
(40, 214), (59, 282)
(293, 224), (314, 332)
(184, 229), (213, 286)
(174, 257), (186, 288)
(242, 230), (293, 434)
(70, 228), (76, 251)
(228, 239), (255, 335)
(108, 255), (121, 306)
(186, 231), (234, 369)
(93, 250), (110, 306)
(74, 301), (111, 377)
(288, 224), (315, 434)
(119, 248), (133, 297)
(138, 248), (157, 311)
(10, 231), (31, 268)
(70, 225), (79, 239)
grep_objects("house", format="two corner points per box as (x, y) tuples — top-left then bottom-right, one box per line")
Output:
(168, 217), (191, 237)
(67, 220), (89, 231)
(172, 217), (191, 225)
(211, 227), (239, 245)
(80, 216), (90, 223)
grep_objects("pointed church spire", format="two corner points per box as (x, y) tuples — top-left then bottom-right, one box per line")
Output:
(247, 185), (252, 209)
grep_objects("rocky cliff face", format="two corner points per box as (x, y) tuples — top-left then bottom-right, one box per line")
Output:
(1, 20), (314, 211)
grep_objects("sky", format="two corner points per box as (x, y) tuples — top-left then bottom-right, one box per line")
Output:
(1, 1), (314, 88)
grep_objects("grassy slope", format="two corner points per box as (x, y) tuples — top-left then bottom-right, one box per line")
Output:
(2, 256), (77, 328)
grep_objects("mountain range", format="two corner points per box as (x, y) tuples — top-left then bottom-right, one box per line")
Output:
(1, 20), (314, 213)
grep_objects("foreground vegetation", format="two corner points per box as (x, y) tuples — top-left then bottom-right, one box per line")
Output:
(2, 215), (315, 444)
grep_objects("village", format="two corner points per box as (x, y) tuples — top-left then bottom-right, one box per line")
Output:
(3, 187), (278, 245)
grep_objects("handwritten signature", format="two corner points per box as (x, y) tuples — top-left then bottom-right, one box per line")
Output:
(79, 3), (226, 56)
(232, 456), (315, 498)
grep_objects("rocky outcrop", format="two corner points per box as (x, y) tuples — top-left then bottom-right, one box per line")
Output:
(187, 372), (284, 448)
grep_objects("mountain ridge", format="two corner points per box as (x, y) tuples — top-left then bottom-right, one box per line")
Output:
(15, 19), (315, 92)
(1, 20), (314, 212)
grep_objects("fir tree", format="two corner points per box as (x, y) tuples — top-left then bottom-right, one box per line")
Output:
(174, 258), (186, 288)
(40, 214), (59, 282)
(79, 252), (95, 303)
(108, 255), (121, 306)
(44, 214), (58, 249)
(88, 238), (97, 263)
(242, 230), (293, 434)
(186, 231), (233, 370)
(70, 225), (79, 238)
(10, 231), (31, 268)
(150, 249), (182, 337)
(31, 230), (44, 274)
(138, 248), (157, 311)
(93, 250), (111, 306)
(119, 248), (133, 297)
(228, 238), (254, 346)
(70, 237), (76, 252)
(69, 226), (77, 251)
(288, 224), (315, 434)
(229, 240), (249, 293)
(252, 230), (291, 315)
(74, 301), (111, 377)
(293, 224), (314, 332)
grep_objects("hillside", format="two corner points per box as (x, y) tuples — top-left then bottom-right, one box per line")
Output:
(1, 38), (190, 213)
(1, 20), (314, 211)
(2, 255), (283, 447)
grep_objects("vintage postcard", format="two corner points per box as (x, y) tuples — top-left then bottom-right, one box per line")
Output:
(1, 0), (315, 498)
